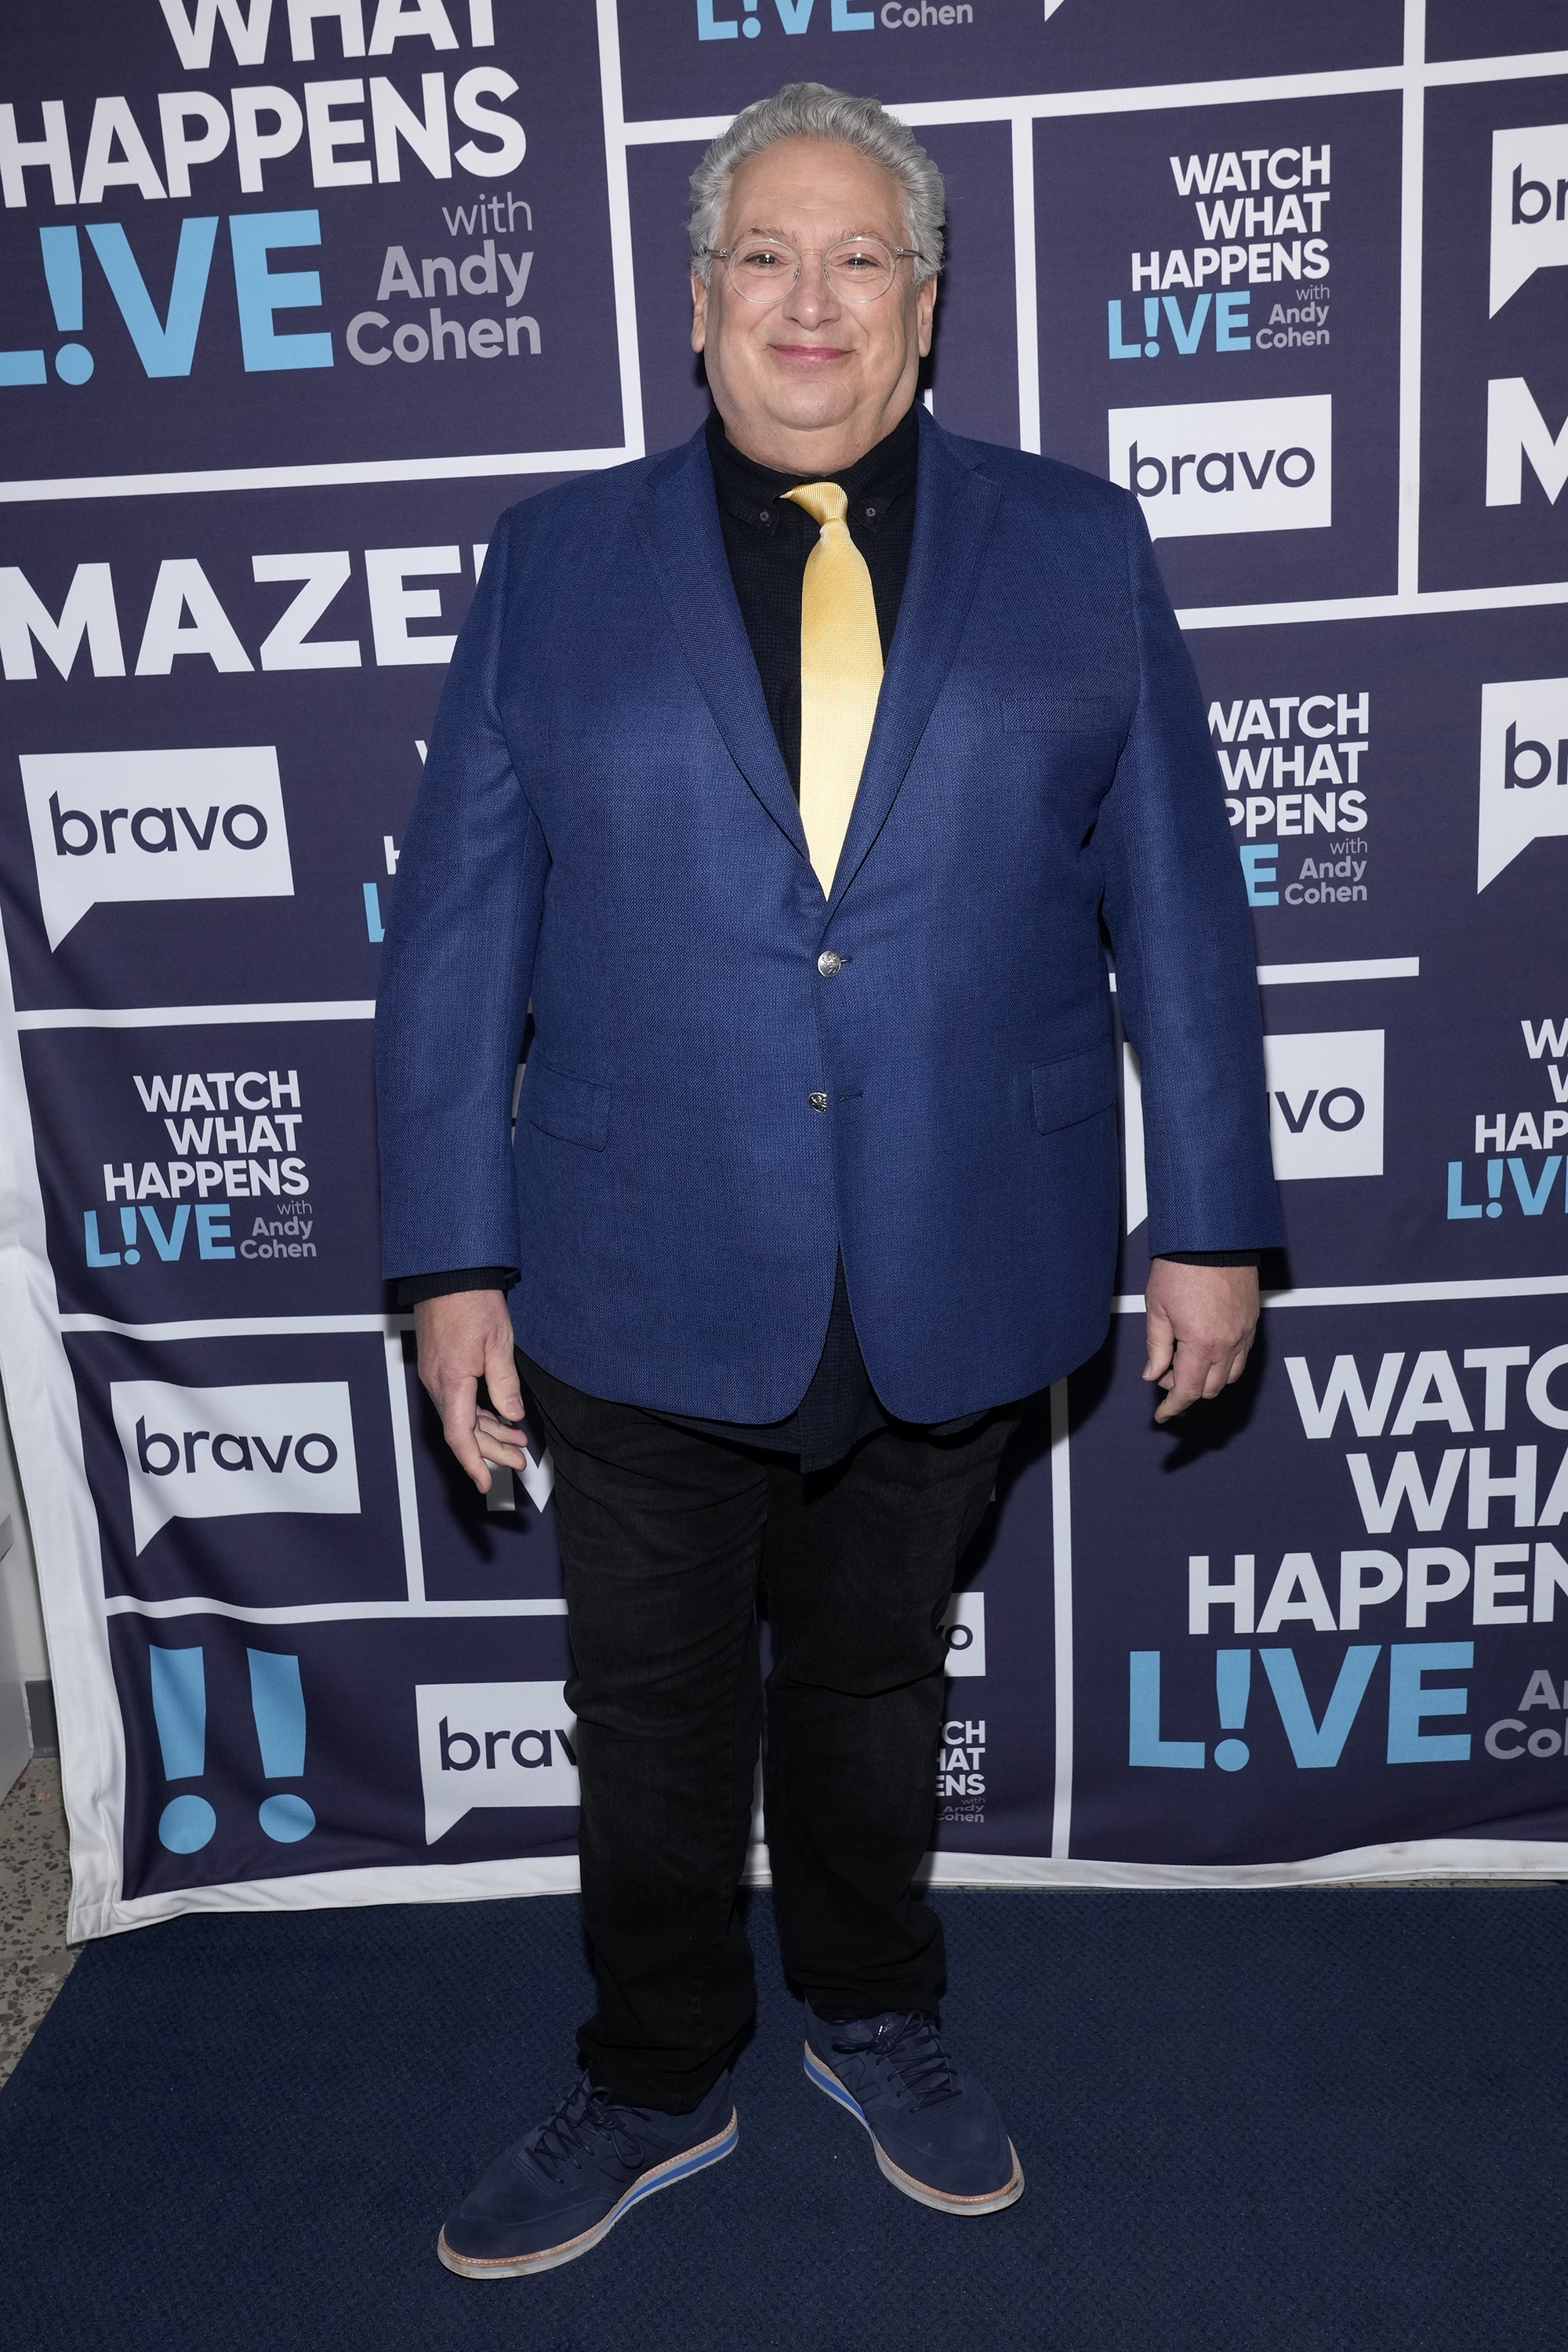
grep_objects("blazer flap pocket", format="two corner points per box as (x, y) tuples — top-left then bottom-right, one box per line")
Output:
(1003, 691), (1125, 736)
(1031, 1047), (1117, 1135)
(525, 1056), (611, 1151)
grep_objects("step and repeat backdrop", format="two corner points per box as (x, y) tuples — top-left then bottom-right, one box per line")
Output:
(0, 0), (1564, 1938)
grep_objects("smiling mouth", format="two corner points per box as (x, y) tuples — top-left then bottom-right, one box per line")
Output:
(769, 343), (851, 364)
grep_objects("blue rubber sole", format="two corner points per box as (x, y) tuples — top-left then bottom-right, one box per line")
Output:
(803, 2044), (1024, 2216)
(437, 2107), (740, 2279)
(804, 2042), (869, 2125)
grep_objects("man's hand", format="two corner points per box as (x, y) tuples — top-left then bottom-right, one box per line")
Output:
(415, 1289), (529, 1494)
(1142, 1260), (1260, 1425)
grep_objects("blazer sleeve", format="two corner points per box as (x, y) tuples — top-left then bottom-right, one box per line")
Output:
(374, 510), (549, 1282)
(1094, 492), (1285, 1256)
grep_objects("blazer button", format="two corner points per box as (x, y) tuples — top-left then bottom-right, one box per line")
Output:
(808, 1091), (828, 1112)
(816, 950), (843, 978)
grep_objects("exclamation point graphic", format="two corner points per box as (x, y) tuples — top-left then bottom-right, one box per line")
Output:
(1142, 295), (1160, 357)
(742, 0), (760, 31)
(248, 1650), (317, 1842)
(1486, 1162), (1504, 1218)
(1214, 1649), (1250, 1771)
(119, 1206), (141, 1263)
(150, 1646), (217, 1852)
(39, 226), (93, 384)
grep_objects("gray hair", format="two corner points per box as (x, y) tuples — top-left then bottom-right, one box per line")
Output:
(688, 82), (945, 286)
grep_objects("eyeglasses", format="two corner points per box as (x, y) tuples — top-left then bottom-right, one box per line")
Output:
(705, 235), (928, 306)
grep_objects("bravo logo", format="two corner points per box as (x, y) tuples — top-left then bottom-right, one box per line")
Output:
(111, 1379), (360, 1554)
(1122, 1027), (1381, 1227)
(416, 1681), (579, 1842)
(1477, 679), (1568, 891)
(1263, 1029), (1383, 1181)
(941, 1589), (985, 1678)
(1490, 123), (1568, 316)
(1108, 393), (1330, 539)
(21, 746), (292, 948)
(1484, 127), (1568, 512)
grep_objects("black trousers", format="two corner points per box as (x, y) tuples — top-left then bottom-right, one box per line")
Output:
(521, 1351), (1021, 2114)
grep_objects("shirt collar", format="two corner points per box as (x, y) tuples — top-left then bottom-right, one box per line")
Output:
(704, 401), (920, 536)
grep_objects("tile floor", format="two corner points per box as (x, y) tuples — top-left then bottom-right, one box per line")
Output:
(0, 1759), (79, 2088)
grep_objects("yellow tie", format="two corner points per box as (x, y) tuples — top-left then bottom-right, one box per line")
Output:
(782, 481), (884, 893)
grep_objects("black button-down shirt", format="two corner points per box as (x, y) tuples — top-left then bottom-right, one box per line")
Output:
(703, 401), (919, 799)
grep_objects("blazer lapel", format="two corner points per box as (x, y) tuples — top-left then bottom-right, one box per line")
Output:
(826, 412), (1000, 916)
(631, 430), (807, 859)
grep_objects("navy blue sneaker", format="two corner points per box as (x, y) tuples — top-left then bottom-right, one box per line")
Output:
(437, 2069), (739, 2278)
(804, 2008), (1023, 2215)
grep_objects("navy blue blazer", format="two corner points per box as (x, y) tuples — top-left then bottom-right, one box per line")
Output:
(376, 412), (1283, 1424)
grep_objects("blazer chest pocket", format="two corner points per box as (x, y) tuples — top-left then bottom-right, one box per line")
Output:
(1031, 1047), (1117, 1136)
(1002, 692), (1126, 738)
(524, 1055), (611, 1151)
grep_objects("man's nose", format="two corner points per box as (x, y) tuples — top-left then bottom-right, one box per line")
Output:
(781, 260), (841, 328)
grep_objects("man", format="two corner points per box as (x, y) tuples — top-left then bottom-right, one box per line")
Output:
(376, 82), (1281, 2278)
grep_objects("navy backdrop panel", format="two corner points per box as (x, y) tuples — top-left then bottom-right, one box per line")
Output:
(0, 2), (619, 473)
(0, 1), (1563, 1935)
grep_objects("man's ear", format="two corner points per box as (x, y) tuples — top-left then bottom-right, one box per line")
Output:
(691, 273), (709, 355)
(916, 274), (937, 359)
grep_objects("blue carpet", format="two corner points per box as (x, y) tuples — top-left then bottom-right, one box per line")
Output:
(2, 1884), (1563, 2350)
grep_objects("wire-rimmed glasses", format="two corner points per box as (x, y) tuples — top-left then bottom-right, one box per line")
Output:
(705, 235), (927, 306)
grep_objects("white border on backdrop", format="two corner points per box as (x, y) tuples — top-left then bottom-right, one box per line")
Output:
(3, 5), (1568, 1929)
(0, 913), (126, 1940)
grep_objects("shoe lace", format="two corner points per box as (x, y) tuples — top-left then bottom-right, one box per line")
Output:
(832, 2013), (960, 2107)
(522, 2074), (647, 2183)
